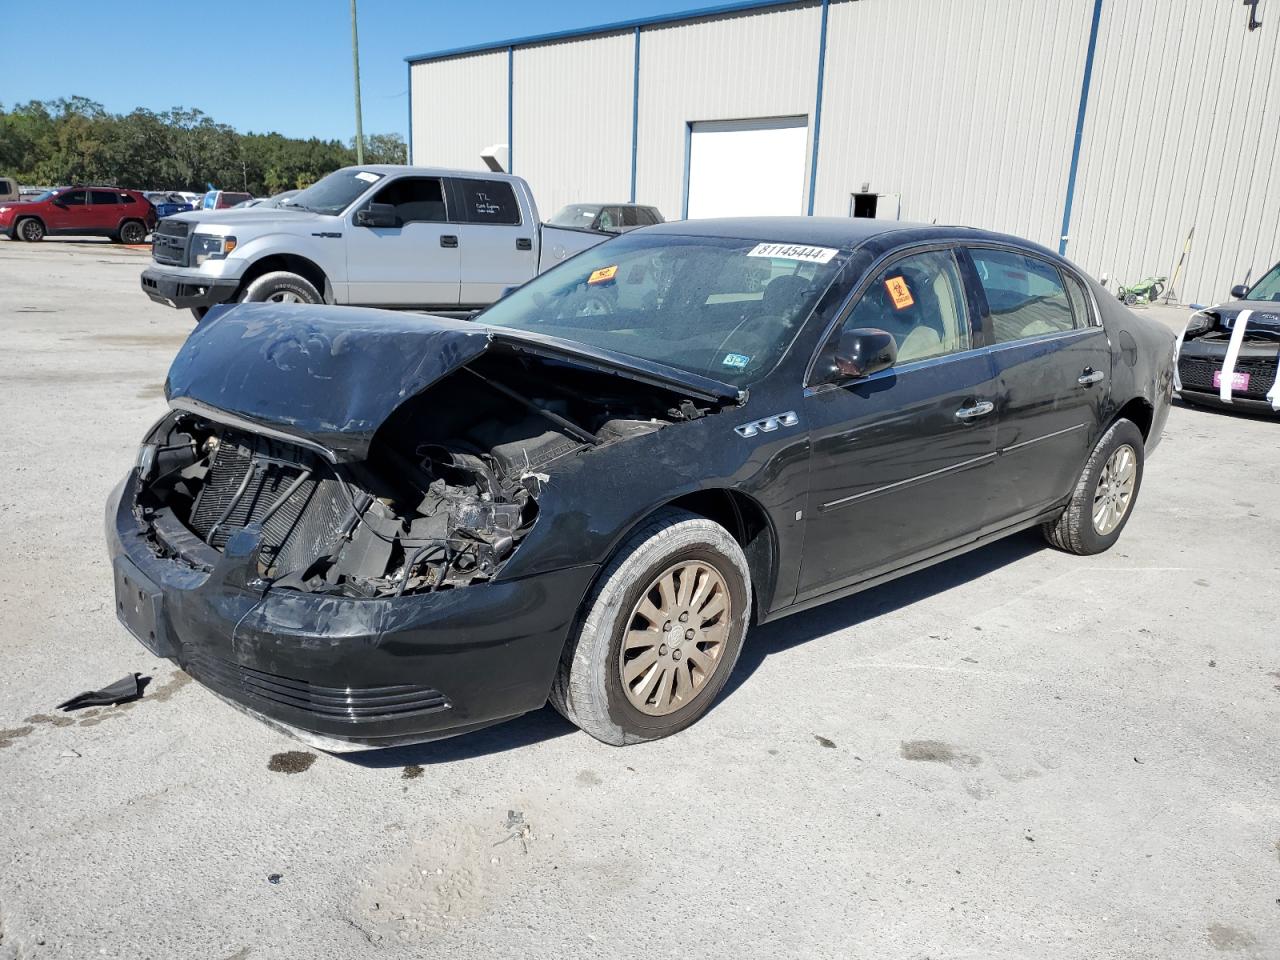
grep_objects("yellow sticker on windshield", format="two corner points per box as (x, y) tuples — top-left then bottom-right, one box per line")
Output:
(588, 265), (618, 285)
(885, 276), (914, 309)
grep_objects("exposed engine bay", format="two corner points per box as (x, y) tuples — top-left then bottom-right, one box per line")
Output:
(133, 351), (711, 597)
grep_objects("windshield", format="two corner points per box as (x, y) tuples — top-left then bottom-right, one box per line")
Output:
(1246, 263), (1280, 302)
(548, 204), (601, 228)
(478, 233), (846, 386)
(285, 169), (383, 215)
(31, 190), (57, 202)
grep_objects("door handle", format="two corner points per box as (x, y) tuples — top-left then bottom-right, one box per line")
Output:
(1077, 368), (1105, 386)
(440, 235), (458, 248)
(516, 237), (532, 251)
(955, 400), (995, 421)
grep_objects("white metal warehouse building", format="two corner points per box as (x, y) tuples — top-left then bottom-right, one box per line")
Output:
(407, 0), (1279, 306)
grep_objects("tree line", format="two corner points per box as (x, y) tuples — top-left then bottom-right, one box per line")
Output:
(0, 97), (407, 195)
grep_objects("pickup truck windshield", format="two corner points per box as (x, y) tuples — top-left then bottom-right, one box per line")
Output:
(479, 233), (846, 386)
(286, 169), (384, 215)
(1246, 263), (1280, 302)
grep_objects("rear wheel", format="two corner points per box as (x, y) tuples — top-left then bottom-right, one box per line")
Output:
(1042, 418), (1145, 555)
(118, 220), (147, 245)
(550, 508), (751, 745)
(16, 218), (44, 242)
(239, 270), (321, 305)
(190, 307), (209, 322)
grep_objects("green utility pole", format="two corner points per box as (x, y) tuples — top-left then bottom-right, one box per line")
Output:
(351, 0), (365, 164)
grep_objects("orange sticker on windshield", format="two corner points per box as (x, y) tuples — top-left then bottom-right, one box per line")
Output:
(588, 265), (618, 285)
(885, 276), (914, 309)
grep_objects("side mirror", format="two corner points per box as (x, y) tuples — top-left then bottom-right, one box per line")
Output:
(51, 197), (67, 207)
(355, 202), (396, 228)
(834, 327), (897, 380)
(1230, 284), (1250, 300)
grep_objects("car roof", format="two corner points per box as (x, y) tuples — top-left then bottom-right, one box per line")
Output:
(639, 216), (1060, 258)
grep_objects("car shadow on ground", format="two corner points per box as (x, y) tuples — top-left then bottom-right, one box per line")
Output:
(341, 530), (1046, 769)
(1173, 395), (1278, 422)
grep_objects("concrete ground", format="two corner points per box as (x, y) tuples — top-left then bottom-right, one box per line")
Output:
(0, 239), (1276, 960)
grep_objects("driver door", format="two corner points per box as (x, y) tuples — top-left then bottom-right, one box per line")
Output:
(798, 247), (999, 601)
(46, 189), (89, 232)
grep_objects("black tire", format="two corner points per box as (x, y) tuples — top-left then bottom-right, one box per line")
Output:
(190, 307), (209, 322)
(16, 218), (44, 242)
(1042, 418), (1145, 555)
(118, 220), (147, 244)
(550, 508), (752, 745)
(239, 271), (321, 305)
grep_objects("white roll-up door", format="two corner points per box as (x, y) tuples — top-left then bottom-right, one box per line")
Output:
(685, 117), (808, 219)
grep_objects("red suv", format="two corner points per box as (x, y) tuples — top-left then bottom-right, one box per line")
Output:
(0, 186), (157, 244)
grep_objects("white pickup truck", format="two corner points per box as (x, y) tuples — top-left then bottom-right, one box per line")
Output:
(140, 165), (609, 319)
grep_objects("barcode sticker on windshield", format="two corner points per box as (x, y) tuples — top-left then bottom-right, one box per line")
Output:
(354, 171), (380, 183)
(747, 243), (838, 264)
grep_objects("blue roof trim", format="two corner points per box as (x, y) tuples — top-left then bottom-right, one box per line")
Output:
(405, 0), (805, 64)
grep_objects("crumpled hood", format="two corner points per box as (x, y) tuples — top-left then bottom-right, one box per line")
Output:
(165, 303), (740, 462)
(1204, 300), (1280, 333)
(165, 304), (491, 461)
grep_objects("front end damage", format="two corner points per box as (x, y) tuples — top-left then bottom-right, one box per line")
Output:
(1177, 306), (1280, 414)
(108, 303), (738, 748)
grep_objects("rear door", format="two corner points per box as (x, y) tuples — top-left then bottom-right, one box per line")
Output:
(448, 177), (536, 305)
(46, 189), (89, 232)
(965, 246), (1112, 527)
(90, 189), (121, 231)
(344, 175), (460, 307)
(798, 247), (1000, 601)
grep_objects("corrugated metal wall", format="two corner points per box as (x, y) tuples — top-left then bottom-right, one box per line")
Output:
(512, 31), (635, 217)
(813, 0), (1094, 247)
(1068, 0), (1280, 305)
(409, 49), (507, 171)
(406, 0), (1278, 304)
(635, 3), (823, 219)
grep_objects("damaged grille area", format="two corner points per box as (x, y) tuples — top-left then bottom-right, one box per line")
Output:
(188, 436), (346, 577)
(1178, 355), (1279, 398)
(185, 651), (450, 721)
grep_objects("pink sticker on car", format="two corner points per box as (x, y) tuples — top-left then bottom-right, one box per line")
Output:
(1213, 370), (1250, 392)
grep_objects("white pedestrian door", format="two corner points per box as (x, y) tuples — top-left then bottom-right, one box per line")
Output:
(685, 117), (808, 220)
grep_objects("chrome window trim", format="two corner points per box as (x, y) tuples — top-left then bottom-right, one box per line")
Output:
(1000, 422), (1087, 454)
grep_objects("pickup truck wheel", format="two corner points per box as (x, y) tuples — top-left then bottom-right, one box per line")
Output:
(16, 218), (44, 242)
(118, 220), (147, 244)
(550, 508), (751, 746)
(239, 271), (321, 305)
(1042, 418), (1145, 555)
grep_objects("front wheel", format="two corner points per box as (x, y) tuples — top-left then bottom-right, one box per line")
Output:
(550, 508), (751, 745)
(1042, 418), (1145, 555)
(239, 270), (322, 305)
(16, 218), (44, 242)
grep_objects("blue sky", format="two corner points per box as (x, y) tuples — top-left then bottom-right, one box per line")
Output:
(0, 0), (700, 141)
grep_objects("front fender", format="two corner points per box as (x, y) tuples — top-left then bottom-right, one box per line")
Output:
(224, 232), (347, 284)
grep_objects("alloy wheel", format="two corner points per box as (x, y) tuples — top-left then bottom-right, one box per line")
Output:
(619, 560), (732, 716)
(1093, 443), (1137, 535)
(266, 291), (302, 303)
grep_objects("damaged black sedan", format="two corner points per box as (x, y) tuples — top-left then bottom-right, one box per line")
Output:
(107, 219), (1174, 749)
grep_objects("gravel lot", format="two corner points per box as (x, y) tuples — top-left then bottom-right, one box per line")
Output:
(0, 238), (1277, 960)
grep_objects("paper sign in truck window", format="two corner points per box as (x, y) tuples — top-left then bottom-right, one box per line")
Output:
(746, 243), (838, 264)
(587, 265), (618, 285)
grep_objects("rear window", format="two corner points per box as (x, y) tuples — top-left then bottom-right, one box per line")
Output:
(969, 248), (1078, 343)
(454, 178), (520, 225)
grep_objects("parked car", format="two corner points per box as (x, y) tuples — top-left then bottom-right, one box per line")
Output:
(0, 187), (156, 243)
(141, 165), (613, 319)
(0, 177), (19, 203)
(548, 202), (664, 233)
(200, 190), (254, 210)
(144, 192), (194, 219)
(1175, 261), (1280, 415)
(107, 217), (1174, 750)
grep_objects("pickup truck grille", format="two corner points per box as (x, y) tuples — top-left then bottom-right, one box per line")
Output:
(151, 219), (189, 266)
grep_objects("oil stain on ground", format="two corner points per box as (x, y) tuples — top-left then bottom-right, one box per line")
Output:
(1206, 923), (1257, 952)
(402, 764), (424, 780)
(268, 751), (317, 774)
(900, 739), (982, 768)
(0, 726), (34, 749)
